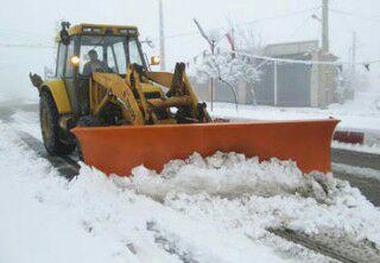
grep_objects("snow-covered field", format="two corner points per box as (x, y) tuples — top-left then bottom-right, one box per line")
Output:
(1, 110), (380, 262)
(211, 91), (380, 139)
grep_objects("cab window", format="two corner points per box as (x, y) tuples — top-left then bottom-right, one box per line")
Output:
(65, 41), (75, 78)
(107, 42), (127, 74)
(79, 45), (103, 74)
(128, 38), (143, 66)
(56, 43), (67, 77)
(78, 35), (128, 75)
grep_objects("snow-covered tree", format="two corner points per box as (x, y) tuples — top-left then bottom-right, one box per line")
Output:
(192, 25), (263, 104)
(196, 51), (260, 88)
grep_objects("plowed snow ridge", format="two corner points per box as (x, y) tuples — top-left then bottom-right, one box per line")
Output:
(122, 152), (380, 245)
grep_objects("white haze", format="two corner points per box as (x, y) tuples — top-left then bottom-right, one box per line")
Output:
(0, 0), (379, 101)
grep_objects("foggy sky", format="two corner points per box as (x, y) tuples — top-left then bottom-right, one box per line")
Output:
(1, 0), (379, 61)
(0, 0), (379, 99)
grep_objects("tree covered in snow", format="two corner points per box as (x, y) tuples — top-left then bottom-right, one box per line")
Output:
(192, 26), (263, 104)
(196, 52), (260, 87)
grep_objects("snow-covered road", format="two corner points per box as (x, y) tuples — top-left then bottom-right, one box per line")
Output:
(1, 106), (380, 262)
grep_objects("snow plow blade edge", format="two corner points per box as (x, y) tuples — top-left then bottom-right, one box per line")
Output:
(73, 119), (339, 176)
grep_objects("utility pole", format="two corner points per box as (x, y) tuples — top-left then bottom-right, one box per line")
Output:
(158, 0), (166, 71)
(322, 0), (329, 52)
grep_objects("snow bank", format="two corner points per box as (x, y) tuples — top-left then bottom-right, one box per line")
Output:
(124, 152), (330, 202)
(122, 152), (380, 246)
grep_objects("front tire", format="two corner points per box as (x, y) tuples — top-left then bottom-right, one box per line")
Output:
(40, 90), (75, 155)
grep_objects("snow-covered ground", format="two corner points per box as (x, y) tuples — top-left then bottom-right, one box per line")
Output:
(10, 110), (42, 140)
(1, 110), (380, 262)
(0, 121), (285, 263)
(332, 163), (380, 182)
(332, 141), (380, 155)
(210, 91), (380, 148)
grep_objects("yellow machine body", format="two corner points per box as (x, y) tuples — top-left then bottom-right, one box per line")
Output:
(40, 80), (72, 114)
(30, 22), (339, 177)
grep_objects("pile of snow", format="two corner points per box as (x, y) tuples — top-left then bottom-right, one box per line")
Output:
(121, 152), (380, 245)
(124, 152), (331, 202)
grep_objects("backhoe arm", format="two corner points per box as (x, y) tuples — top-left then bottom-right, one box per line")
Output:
(90, 63), (211, 126)
(91, 73), (144, 125)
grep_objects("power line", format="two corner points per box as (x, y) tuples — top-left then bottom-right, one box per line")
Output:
(238, 6), (321, 26)
(147, 6), (322, 41)
(229, 50), (380, 67)
(330, 8), (380, 23)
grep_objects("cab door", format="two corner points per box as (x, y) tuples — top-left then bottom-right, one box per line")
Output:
(63, 37), (81, 115)
(56, 42), (79, 114)
(56, 43), (66, 79)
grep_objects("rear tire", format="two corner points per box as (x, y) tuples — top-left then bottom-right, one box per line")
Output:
(40, 90), (76, 155)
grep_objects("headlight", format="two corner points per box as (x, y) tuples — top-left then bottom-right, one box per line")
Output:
(70, 56), (80, 66)
(150, 56), (160, 66)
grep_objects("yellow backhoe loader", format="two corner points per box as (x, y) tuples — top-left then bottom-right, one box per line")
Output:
(30, 22), (338, 177)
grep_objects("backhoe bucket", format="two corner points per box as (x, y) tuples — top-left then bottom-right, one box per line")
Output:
(73, 119), (339, 177)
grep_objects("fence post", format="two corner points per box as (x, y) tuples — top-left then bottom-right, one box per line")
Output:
(274, 61), (278, 106)
(209, 78), (214, 112)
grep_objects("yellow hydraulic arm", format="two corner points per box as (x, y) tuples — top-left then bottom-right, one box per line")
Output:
(89, 63), (211, 126)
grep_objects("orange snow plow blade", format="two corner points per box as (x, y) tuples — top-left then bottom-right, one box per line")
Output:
(73, 119), (339, 177)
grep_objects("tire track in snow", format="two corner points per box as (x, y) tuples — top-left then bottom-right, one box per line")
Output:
(268, 228), (380, 263)
(0, 102), (80, 179)
(146, 221), (197, 263)
(16, 130), (80, 179)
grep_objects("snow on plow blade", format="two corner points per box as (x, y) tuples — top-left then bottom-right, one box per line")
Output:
(72, 119), (339, 176)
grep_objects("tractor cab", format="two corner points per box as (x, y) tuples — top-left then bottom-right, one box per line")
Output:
(56, 23), (150, 116)
(30, 22), (211, 157)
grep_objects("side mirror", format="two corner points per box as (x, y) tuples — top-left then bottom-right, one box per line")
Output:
(60, 21), (71, 46)
(150, 56), (160, 66)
